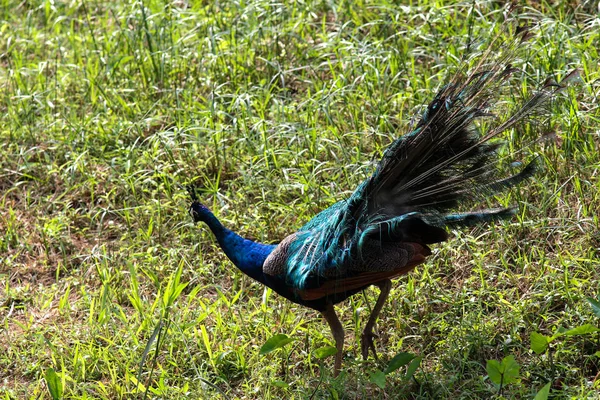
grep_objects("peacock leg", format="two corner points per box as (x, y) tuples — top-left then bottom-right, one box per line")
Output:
(322, 303), (344, 377)
(361, 279), (392, 360)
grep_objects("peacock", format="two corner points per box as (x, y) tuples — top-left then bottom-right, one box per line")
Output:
(189, 27), (576, 376)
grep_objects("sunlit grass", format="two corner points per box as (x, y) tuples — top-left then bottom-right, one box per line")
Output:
(1, 0), (599, 399)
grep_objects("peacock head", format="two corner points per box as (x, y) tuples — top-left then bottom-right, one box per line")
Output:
(190, 201), (214, 224)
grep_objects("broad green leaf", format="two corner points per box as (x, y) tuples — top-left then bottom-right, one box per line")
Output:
(45, 368), (63, 400)
(200, 324), (213, 362)
(530, 332), (549, 354)
(486, 356), (519, 385)
(486, 359), (503, 385)
(384, 352), (415, 374)
(259, 334), (294, 355)
(564, 324), (599, 336)
(313, 346), (337, 359)
(501, 355), (520, 384)
(369, 370), (386, 389)
(128, 374), (147, 391)
(272, 380), (289, 388)
(587, 297), (600, 318)
(405, 356), (422, 381)
(534, 382), (551, 400)
(551, 326), (568, 340)
(594, 351), (600, 358)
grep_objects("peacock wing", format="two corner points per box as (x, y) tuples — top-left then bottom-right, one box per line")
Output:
(296, 241), (430, 301)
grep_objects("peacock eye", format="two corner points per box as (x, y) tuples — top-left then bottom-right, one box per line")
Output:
(430, 98), (443, 112)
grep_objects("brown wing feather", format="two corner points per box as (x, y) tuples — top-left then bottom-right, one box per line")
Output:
(297, 243), (430, 301)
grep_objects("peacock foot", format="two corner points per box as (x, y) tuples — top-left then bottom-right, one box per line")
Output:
(361, 331), (379, 360)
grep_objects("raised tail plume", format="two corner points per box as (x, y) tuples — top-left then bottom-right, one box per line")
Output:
(283, 27), (578, 289)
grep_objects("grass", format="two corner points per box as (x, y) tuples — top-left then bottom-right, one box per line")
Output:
(0, 0), (599, 398)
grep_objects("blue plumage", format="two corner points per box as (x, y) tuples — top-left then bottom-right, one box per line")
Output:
(189, 28), (576, 375)
(189, 203), (275, 282)
(190, 201), (363, 311)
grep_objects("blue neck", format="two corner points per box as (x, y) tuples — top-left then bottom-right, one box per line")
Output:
(195, 205), (276, 282)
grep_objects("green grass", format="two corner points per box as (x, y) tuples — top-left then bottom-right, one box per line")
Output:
(1, 0), (599, 398)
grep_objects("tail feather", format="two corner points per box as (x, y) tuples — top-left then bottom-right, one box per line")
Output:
(350, 43), (575, 227)
(442, 208), (518, 227)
